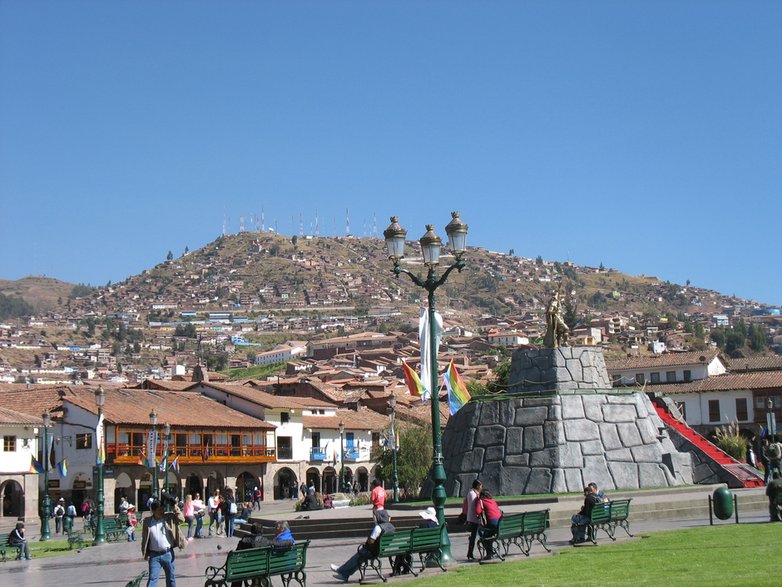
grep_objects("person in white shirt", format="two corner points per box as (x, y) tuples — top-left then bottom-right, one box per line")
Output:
(141, 499), (185, 587)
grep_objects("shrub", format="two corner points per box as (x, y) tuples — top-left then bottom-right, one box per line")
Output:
(714, 421), (748, 461)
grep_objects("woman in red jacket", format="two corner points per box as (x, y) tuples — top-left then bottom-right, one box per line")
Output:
(476, 489), (502, 560)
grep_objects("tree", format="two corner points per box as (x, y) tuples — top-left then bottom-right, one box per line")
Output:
(174, 323), (197, 338)
(535, 255), (543, 266)
(166, 250), (174, 261)
(374, 425), (433, 498)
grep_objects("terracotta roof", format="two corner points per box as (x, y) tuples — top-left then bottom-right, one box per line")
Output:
(135, 379), (197, 391)
(195, 382), (336, 410)
(62, 387), (275, 429)
(724, 356), (782, 373)
(302, 408), (389, 431)
(647, 371), (782, 394)
(0, 406), (43, 425)
(0, 384), (78, 419)
(606, 350), (722, 371)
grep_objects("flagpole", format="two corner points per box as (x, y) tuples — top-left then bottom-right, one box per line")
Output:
(40, 412), (52, 542)
(163, 423), (171, 510)
(93, 386), (106, 545)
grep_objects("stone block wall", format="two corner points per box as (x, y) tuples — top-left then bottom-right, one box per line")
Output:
(508, 347), (613, 393)
(443, 347), (695, 497)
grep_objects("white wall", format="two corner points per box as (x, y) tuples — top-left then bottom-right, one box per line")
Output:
(0, 424), (39, 474)
(668, 390), (754, 427)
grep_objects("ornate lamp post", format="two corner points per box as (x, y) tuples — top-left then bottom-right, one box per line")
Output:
(388, 392), (399, 503)
(39, 411), (52, 542)
(149, 409), (158, 501)
(767, 398), (777, 440)
(93, 385), (106, 545)
(383, 211), (468, 562)
(338, 420), (345, 493)
(163, 422), (171, 509)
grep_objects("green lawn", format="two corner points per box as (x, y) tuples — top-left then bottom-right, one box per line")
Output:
(27, 538), (79, 559)
(401, 523), (782, 586)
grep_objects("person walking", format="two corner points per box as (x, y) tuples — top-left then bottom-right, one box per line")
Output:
(208, 489), (222, 536)
(252, 486), (262, 511)
(141, 498), (185, 587)
(54, 498), (65, 534)
(460, 479), (482, 560)
(220, 487), (236, 538)
(766, 471), (782, 522)
(370, 479), (385, 514)
(183, 495), (195, 539)
(192, 493), (206, 539)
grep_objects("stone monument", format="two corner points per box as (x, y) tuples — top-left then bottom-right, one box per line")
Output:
(442, 346), (694, 496)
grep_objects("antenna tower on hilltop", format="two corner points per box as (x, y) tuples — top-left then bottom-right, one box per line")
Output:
(346, 208), (351, 236)
(239, 215), (245, 233)
(315, 209), (320, 237)
(261, 208), (265, 232)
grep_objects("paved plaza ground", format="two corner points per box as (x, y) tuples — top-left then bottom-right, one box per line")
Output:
(2, 491), (770, 587)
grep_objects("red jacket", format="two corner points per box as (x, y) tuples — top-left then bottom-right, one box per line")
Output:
(475, 497), (501, 522)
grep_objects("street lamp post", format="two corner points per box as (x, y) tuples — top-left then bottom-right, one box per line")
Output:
(383, 211), (468, 562)
(149, 409), (158, 502)
(388, 392), (399, 503)
(163, 422), (171, 510)
(93, 385), (106, 545)
(40, 411), (52, 542)
(339, 420), (345, 493)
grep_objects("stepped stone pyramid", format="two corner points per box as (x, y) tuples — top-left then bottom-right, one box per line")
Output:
(443, 347), (694, 496)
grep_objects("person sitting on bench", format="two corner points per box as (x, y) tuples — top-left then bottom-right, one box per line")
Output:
(570, 485), (601, 544)
(330, 510), (395, 582)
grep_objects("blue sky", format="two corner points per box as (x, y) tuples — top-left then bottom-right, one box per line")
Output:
(1, 1), (780, 305)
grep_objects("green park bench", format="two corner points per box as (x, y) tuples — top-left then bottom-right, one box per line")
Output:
(359, 530), (412, 583)
(102, 516), (127, 542)
(478, 509), (551, 561)
(0, 532), (24, 562)
(409, 525), (447, 573)
(204, 540), (310, 587)
(363, 526), (448, 581)
(67, 528), (86, 550)
(586, 499), (633, 544)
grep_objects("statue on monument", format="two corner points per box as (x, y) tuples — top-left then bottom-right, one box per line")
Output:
(543, 290), (569, 348)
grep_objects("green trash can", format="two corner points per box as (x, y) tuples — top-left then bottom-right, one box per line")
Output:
(64, 515), (73, 533)
(713, 487), (734, 520)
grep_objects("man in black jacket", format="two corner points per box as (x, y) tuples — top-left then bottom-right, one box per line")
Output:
(570, 485), (602, 544)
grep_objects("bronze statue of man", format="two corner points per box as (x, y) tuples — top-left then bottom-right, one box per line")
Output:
(544, 291), (569, 348)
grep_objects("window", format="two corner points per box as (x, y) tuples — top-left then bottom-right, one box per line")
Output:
(277, 437), (292, 459)
(708, 399), (720, 423)
(735, 398), (748, 422)
(676, 402), (687, 420)
(76, 433), (93, 449)
(756, 397), (766, 409)
(684, 370), (692, 382)
(666, 371), (677, 383)
(371, 432), (381, 449)
(280, 412), (290, 424)
(650, 372), (660, 384)
(635, 373), (645, 385)
(3, 436), (16, 452)
(311, 432), (321, 448)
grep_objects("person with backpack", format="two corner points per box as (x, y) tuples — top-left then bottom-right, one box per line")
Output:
(476, 489), (503, 560)
(141, 498), (186, 587)
(766, 471), (782, 521)
(768, 435), (782, 479)
(53, 498), (65, 534)
(330, 509), (395, 582)
(220, 487), (237, 538)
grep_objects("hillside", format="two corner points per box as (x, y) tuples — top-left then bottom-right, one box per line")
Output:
(60, 231), (765, 330)
(0, 276), (83, 313)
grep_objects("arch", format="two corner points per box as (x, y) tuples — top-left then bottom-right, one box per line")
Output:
(355, 467), (369, 493)
(273, 467), (297, 500)
(235, 471), (258, 503)
(206, 473), (225, 499)
(186, 474), (203, 500)
(305, 468), (321, 493)
(322, 466), (337, 494)
(114, 472), (136, 514)
(0, 479), (24, 518)
(342, 467), (354, 491)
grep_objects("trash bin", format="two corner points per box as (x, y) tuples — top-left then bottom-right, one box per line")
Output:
(713, 487), (734, 520)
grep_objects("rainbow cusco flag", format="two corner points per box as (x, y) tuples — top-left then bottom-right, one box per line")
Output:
(402, 360), (425, 397)
(444, 359), (471, 415)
